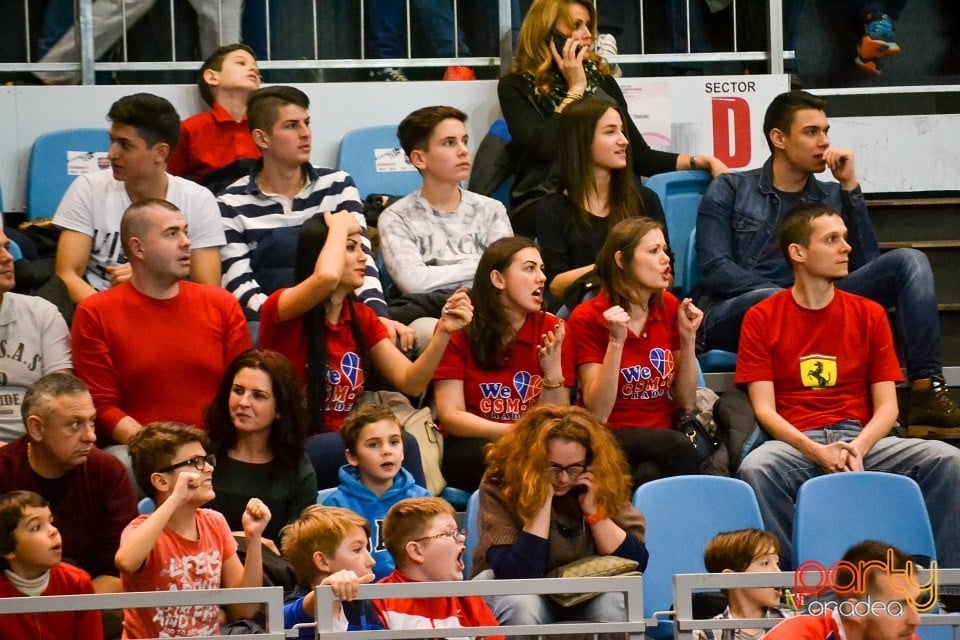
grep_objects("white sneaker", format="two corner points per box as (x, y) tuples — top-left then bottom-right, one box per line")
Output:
(594, 33), (621, 77)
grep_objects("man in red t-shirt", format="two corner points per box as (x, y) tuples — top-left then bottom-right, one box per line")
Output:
(735, 203), (960, 572)
(765, 541), (922, 640)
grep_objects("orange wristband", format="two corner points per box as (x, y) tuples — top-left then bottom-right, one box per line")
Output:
(584, 510), (607, 526)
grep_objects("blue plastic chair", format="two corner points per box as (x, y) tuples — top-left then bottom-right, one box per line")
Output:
(644, 170), (712, 297)
(7, 240), (23, 262)
(336, 125), (421, 200)
(792, 471), (937, 569)
(685, 228), (738, 372)
(463, 489), (480, 578)
(316, 487), (338, 504)
(633, 476), (764, 638)
(27, 128), (111, 220)
(137, 497), (156, 514)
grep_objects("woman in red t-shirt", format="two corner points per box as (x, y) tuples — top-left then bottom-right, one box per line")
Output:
(259, 212), (472, 488)
(566, 217), (703, 487)
(434, 236), (569, 492)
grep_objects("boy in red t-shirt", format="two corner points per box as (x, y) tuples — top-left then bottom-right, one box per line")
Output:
(117, 422), (271, 639)
(167, 43), (262, 186)
(374, 497), (503, 639)
(0, 490), (102, 640)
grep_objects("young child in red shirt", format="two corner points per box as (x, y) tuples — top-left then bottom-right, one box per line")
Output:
(0, 490), (102, 640)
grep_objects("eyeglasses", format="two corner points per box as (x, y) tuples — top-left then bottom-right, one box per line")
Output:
(413, 528), (467, 543)
(547, 463), (586, 479)
(157, 453), (217, 474)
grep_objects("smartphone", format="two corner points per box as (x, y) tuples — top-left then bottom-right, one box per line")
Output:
(551, 30), (583, 56)
(571, 484), (588, 497)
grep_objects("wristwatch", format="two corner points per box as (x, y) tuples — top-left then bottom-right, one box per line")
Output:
(689, 156), (698, 170)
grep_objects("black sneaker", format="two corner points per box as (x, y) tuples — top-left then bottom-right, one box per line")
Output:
(904, 376), (960, 439)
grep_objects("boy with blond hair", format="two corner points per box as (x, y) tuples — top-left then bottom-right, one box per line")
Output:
(694, 528), (793, 640)
(280, 504), (379, 634)
(116, 422), (271, 638)
(324, 405), (430, 580)
(0, 490), (102, 639)
(374, 497), (502, 638)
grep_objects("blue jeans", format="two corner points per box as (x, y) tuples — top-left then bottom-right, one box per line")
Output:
(366, 0), (471, 59)
(474, 569), (626, 625)
(702, 248), (942, 380)
(737, 421), (960, 570)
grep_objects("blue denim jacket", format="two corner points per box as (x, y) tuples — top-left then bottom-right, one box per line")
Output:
(694, 157), (879, 311)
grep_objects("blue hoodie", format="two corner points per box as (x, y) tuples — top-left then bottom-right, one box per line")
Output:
(323, 465), (431, 580)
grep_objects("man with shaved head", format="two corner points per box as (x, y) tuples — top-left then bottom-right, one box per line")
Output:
(71, 199), (252, 448)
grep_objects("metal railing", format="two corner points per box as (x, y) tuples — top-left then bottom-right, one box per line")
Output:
(5, 0), (791, 82)
(0, 585), (287, 639)
(308, 575), (646, 639)
(673, 569), (960, 640)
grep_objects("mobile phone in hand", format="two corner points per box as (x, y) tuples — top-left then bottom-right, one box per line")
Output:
(551, 30), (583, 56)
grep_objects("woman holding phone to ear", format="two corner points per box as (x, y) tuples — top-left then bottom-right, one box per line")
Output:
(471, 405), (647, 627)
(499, 0), (729, 235)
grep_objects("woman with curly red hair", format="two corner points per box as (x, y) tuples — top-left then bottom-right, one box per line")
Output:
(471, 405), (647, 626)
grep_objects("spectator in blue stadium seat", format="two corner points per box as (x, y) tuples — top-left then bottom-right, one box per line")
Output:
(695, 90), (960, 435)
(217, 85), (415, 350)
(377, 105), (512, 342)
(499, 0), (727, 236)
(53, 93), (225, 306)
(734, 201), (960, 571)
(472, 405), (648, 627)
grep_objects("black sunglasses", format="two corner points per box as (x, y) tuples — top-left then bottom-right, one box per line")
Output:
(157, 453), (217, 474)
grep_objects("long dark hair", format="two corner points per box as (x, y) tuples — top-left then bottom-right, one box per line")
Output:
(557, 97), (645, 228)
(466, 236), (544, 370)
(206, 349), (307, 468)
(293, 214), (373, 430)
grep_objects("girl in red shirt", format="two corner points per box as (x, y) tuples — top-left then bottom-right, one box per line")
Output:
(566, 217), (704, 486)
(434, 237), (569, 492)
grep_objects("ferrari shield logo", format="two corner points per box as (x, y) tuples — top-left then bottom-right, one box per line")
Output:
(800, 354), (836, 389)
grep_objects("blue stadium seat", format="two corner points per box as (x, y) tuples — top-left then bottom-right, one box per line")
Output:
(685, 228), (738, 372)
(644, 169), (711, 297)
(792, 471), (937, 568)
(337, 125), (421, 200)
(27, 128), (111, 220)
(633, 476), (763, 638)
(138, 497), (155, 514)
(463, 489), (480, 578)
(316, 487), (338, 504)
(7, 240), (22, 262)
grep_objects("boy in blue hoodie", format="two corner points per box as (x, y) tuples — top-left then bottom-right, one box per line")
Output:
(324, 405), (430, 580)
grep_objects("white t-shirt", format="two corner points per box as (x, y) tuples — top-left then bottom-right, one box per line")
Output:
(53, 170), (225, 291)
(0, 292), (72, 442)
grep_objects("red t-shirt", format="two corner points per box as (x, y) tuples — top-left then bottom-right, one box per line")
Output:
(167, 103), (261, 180)
(120, 509), (238, 639)
(433, 311), (571, 423)
(566, 290), (681, 430)
(259, 290), (389, 432)
(764, 609), (919, 640)
(0, 563), (102, 640)
(736, 288), (903, 431)
(373, 569), (504, 639)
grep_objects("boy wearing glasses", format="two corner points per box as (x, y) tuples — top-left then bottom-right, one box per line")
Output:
(373, 497), (503, 638)
(323, 405), (430, 580)
(117, 422), (271, 638)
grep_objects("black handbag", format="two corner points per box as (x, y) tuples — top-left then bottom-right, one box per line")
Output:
(672, 388), (722, 464)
